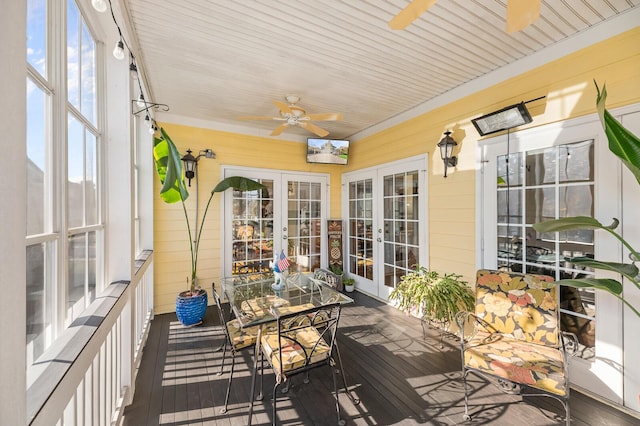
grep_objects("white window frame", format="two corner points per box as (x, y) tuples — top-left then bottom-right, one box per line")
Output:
(25, 0), (106, 366)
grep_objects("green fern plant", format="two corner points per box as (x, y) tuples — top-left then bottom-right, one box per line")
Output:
(390, 266), (475, 324)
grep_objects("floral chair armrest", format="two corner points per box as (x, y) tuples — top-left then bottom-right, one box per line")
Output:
(455, 311), (501, 343)
(455, 311), (477, 343)
(560, 331), (580, 356)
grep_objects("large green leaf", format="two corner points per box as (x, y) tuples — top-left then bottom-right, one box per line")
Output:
(532, 216), (618, 233)
(596, 81), (640, 185)
(212, 176), (266, 194)
(556, 278), (623, 296)
(569, 257), (639, 281)
(153, 128), (189, 204)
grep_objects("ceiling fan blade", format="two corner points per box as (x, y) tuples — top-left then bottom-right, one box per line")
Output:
(273, 100), (294, 115)
(299, 122), (329, 137)
(388, 0), (438, 30)
(304, 112), (344, 122)
(506, 0), (540, 33)
(270, 123), (289, 136)
(238, 115), (282, 121)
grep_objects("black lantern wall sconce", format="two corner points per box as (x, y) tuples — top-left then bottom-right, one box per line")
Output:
(181, 148), (216, 187)
(437, 131), (458, 178)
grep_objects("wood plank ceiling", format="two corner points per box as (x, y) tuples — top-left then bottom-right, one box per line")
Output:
(121, 0), (640, 141)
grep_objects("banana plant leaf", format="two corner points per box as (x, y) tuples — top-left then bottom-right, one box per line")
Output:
(532, 216), (619, 233)
(212, 176), (266, 194)
(555, 278), (623, 296)
(569, 257), (639, 281)
(595, 81), (640, 185)
(153, 128), (189, 204)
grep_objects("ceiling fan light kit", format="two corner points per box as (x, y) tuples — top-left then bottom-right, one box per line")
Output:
(238, 95), (343, 137)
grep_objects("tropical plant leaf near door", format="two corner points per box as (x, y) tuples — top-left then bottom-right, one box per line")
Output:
(154, 128), (265, 325)
(533, 81), (640, 318)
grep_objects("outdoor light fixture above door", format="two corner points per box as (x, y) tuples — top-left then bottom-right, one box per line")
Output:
(437, 131), (458, 178)
(471, 102), (533, 136)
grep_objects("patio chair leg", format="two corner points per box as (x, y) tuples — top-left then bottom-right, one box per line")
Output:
(331, 360), (346, 426)
(461, 368), (471, 421)
(221, 355), (235, 414)
(564, 387), (571, 426)
(272, 380), (280, 426)
(217, 343), (227, 376)
(257, 353), (264, 401)
(248, 356), (257, 426)
(334, 340), (360, 405)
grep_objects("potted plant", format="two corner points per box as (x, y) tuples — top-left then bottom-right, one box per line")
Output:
(390, 266), (475, 339)
(328, 263), (343, 276)
(326, 263), (344, 290)
(343, 277), (355, 293)
(533, 82), (640, 319)
(154, 128), (265, 326)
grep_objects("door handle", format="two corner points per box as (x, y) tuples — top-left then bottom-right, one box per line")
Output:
(377, 237), (382, 242)
(283, 235), (288, 240)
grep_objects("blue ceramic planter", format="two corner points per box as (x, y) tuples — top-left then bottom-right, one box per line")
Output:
(176, 289), (208, 326)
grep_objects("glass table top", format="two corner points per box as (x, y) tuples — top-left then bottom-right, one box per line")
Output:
(220, 272), (353, 328)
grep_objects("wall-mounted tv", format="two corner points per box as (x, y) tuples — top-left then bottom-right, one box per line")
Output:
(306, 138), (350, 165)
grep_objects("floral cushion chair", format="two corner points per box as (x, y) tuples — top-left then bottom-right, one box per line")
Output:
(455, 269), (575, 426)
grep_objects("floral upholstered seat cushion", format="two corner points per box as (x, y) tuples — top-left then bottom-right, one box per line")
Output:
(238, 295), (290, 322)
(475, 270), (559, 347)
(261, 327), (331, 374)
(226, 319), (260, 350)
(464, 331), (567, 396)
(275, 303), (315, 316)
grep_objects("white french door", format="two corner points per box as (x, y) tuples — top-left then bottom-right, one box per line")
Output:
(222, 167), (329, 277)
(478, 116), (624, 403)
(342, 156), (428, 300)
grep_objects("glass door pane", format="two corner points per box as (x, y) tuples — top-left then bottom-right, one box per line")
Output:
(231, 179), (273, 275)
(343, 156), (426, 300)
(225, 170), (328, 277)
(285, 179), (322, 272)
(348, 178), (374, 281)
(496, 140), (596, 359)
(382, 171), (420, 288)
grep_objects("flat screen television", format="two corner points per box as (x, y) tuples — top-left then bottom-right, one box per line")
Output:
(306, 138), (350, 165)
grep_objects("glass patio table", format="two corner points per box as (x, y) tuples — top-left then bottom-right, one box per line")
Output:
(220, 272), (359, 405)
(220, 272), (353, 328)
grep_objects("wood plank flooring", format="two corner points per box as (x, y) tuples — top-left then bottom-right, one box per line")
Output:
(122, 291), (640, 426)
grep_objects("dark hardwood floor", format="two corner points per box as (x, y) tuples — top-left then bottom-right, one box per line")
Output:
(122, 291), (640, 426)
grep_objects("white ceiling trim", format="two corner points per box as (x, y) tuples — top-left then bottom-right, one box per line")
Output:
(350, 7), (640, 142)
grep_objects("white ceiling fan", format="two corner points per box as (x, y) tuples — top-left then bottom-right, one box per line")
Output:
(238, 95), (343, 137)
(388, 0), (541, 33)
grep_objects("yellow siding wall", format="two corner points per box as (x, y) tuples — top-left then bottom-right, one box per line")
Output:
(154, 28), (640, 313)
(344, 27), (640, 284)
(153, 125), (344, 313)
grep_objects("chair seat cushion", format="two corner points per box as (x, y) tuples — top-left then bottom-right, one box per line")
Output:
(464, 331), (567, 396)
(226, 319), (260, 350)
(240, 295), (290, 320)
(275, 303), (315, 316)
(261, 326), (331, 374)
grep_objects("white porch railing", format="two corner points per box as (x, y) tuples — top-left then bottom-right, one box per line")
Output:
(28, 251), (154, 426)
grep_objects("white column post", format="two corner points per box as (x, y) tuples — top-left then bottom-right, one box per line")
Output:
(0, 2), (27, 424)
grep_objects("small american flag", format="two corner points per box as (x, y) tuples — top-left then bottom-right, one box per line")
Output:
(277, 250), (290, 271)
